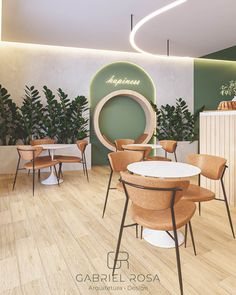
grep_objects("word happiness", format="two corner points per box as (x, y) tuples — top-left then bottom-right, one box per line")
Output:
(106, 75), (141, 87)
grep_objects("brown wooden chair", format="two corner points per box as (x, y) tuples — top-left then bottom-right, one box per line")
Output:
(12, 145), (59, 195)
(147, 140), (177, 162)
(122, 144), (152, 161)
(113, 171), (196, 295)
(31, 137), (56, 146)
(30, 138), (56, 176)
(102, 150), (143, 218)
(182, 154), (235, 238)
(114, 139), (135, 151)
(54, 140), (89, 182)
(135, 133), (148, 144)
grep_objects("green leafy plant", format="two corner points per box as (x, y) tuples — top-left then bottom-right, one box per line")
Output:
(44, 87), (89, 143)
(221, 80), (236, 97)
(69, 95), (89, 142)
(0, 85), (89, 145)
(19, 86), (45, 144)
(151, 98), (204, 141)
(57, 88), (72, 143)
(0, 85), (22, 145)
(42, 86), (61, 140)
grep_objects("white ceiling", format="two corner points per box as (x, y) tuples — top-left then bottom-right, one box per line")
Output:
(2, 0), (236, 57)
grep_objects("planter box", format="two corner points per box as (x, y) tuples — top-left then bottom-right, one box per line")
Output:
(156, 141), (198, 163)
(0, 144), (91, 174)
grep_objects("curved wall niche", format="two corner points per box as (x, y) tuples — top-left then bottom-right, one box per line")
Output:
(90, 61), (156, 165)
(93, 90), (155, 151)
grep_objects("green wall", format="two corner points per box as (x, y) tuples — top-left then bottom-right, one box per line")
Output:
(202, 46), (236, 61)
(90, 61), (155, 165)
(194, 58), (236, 112)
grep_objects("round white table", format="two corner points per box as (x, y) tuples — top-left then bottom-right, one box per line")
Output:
(126, 143), (162, 149)
(127, 161), (201, 248)
(39, 144), (74, 185)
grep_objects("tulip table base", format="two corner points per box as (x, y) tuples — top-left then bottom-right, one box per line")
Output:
(41, 170), (63, 185)
(143, 228), (184, 248)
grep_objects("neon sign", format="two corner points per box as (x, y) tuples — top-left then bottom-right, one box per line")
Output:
(106, 75), (140, 87)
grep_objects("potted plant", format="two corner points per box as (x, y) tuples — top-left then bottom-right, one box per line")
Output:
(218, 80), (236, 110)
(0, 84), (90, 174)
(151, 98), (204, 162)
(220, 80), (236, 98)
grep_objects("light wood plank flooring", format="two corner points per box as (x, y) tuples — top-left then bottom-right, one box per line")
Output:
(0, 166), (236, 295)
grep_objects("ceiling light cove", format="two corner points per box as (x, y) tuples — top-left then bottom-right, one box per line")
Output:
(129, 0), (188, 57)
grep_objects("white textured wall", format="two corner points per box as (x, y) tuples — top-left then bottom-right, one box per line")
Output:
(0, 42), (194, 110)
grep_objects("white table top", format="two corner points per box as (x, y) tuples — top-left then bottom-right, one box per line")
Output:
(39, 144), (74, 150)
(126, 143), (162, 149)
(127, 161), (201, 178)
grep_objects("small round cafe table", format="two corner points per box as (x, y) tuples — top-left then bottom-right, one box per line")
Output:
(125, 143), (162, 149)
(39, 144), (74, 185)
(127, 161), (201, 248)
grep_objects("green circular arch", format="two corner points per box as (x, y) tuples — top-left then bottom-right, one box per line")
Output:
(90, 61), (156, 165)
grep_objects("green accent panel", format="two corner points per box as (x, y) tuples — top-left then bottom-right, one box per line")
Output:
(202, 45), (236, 61)
(99, 96), (146, 141)
(194, 58), (236, 112)
(90, 61), (155, 165)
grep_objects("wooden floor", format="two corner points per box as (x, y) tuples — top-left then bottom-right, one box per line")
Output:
(0, 166), (236, 295)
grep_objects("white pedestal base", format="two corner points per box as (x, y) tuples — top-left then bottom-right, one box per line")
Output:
(41, 170), (63, 185)
(143, 228), (184, 248)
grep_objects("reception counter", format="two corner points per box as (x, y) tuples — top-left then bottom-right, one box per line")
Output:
(200, 110), (236, 206)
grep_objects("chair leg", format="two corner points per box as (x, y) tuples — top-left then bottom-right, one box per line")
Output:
(102, 170), (113, 218)
(32, 168), (35, 196)
(12, 157), (20, 191)
(188, 221), (197, 256)
(84, 160), (89, 182)
(38, 169), (41, 180)
(54, 165), (60, 186)
(174, 151), (177, 162)
(140, 226), (143, 240)
(82, 162), (85, 175)
(135, 224), (138, 238)
(171, 208), (184, 295)
(112, 196), (129, 275)
(198, 202), (201, 216)
(221, 178), (235, 238)
(28, 169), (30, 176)
(184, 223), (188, 248)
(58, 163), (62, 179)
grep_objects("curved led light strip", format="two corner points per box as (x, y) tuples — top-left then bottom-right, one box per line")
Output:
(130, 0), (188, 57)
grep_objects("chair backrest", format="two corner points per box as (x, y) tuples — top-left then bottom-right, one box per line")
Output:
(76, 140), (88, 154)
(115, 139), (135, 151)
(17, 145), (43, 161)
(160, 140), (177, 153)
(108, 151), (143, 172)
(120, 171), (189, 210)
(187, 154), (227, 180)
(30, 138), (55, 146)
(122, 145), (152, 160)
(135, 133), (148, 144)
